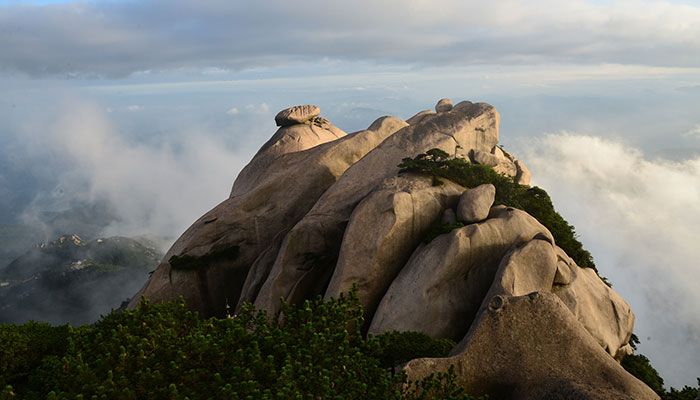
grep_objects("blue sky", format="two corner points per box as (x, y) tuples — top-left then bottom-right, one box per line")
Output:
(1, 0), (700, 388)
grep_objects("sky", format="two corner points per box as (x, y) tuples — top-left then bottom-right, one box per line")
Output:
(1, 0), (699, 388)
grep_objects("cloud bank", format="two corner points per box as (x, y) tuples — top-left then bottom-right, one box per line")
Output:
(521, 133), (700, 388)
(1, 0), (700, 77)
(10, 95), (268, 250)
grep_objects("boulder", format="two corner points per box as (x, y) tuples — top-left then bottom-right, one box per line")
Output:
(368, 206), (552, 341)
(274, 105), (320, 127)
(324, 173), (464, 324)
(515, 159), (531, 185)
(551, 246), (635, 357)
(403, 292), (658, 400)
(460, 235), (634, 359)
(435, 98), (453, 113)
(456, 184), (495, 224)
(471, 149), (500, 167)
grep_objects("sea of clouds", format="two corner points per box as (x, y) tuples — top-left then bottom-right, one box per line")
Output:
(521, 133), (700, 388)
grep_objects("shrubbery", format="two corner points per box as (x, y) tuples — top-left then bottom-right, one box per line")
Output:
(398, 149), (596, 271)
(0, 287), (481, 399)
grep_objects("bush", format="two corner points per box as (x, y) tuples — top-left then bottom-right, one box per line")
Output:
(398, 149), (597, 272)
(0, 287), (482, 399)
(369, 330), (456, 371)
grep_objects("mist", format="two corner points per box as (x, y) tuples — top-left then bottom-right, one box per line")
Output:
(3, 95), (270, 252)
(520, 133), (700, 388)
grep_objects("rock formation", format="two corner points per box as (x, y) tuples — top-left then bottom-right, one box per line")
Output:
(129, 99), (658, 399)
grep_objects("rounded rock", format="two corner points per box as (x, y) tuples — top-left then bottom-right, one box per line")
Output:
(435, 98), (453, 113)
(274, 105), (321, 127)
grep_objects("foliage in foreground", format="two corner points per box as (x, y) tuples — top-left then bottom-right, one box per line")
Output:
(398, 148), (597, 271)
(0, 287), (480, 399)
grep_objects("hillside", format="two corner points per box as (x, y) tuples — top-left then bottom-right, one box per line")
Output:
(0, 235), (161, 325)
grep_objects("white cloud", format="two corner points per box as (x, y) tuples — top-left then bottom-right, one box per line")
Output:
(16, 97), (252, 248)
(520, 133), (700, 388)
(226, 107), (239, 115)
(1, 0), (699, 77)
(245, 103), (271, 114)
(683, 124), (700, 138)
(126, 105), (140, 111)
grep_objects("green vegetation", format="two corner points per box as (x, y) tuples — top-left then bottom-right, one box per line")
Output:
(0, 286), (482, 399)
(169, 245), (239, 270)
(423, 222), (465, 244)
(369, 331), (456, 371)
(621, 334), (699, 400)
(398, 148), (596, 271)
(0, 236), (161, 325)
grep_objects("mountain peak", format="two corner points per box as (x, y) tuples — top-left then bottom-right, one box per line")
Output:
(129, 99), (657, 399)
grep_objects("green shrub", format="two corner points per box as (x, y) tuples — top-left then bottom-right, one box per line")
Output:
(621, 335), (698, 399)
(369, 330), (456, 370)
(398, 149), (597, 272)
(0, 321), (69, 393)
(621, 354), (666, 396)
(0, 287), (481, 399)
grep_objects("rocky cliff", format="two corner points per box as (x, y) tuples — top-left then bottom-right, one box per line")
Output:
(129, 99), (658, 399)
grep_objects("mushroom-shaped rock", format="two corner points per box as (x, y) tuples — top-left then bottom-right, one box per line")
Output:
(324, 173), (464, 324)
(456, 184), (495, 224)
(274, 105), (321, 127)
(368, 206), (552, 341)
(435, 98), (453, 113)
(403, 292), (658, 400)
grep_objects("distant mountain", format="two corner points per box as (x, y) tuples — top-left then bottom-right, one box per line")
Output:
(0, 200), (120, 270)
(0, 234), (162, 325)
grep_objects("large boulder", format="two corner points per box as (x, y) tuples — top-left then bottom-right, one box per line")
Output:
(455, 183), (495, 224)
(368, 206), (552, 341)
(324, 173), (464, 323)
(403, 292), (658, 400)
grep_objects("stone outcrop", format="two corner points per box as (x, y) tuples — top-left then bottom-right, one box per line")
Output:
(456, 183), (495, 223)
(368, 206), (553, 341)
(130, 99), (655, 399)
(403, 292), (657, 400)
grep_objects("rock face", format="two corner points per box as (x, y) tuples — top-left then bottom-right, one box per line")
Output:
(130, 100), (656, 399)
(403, 292), (657, 400)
